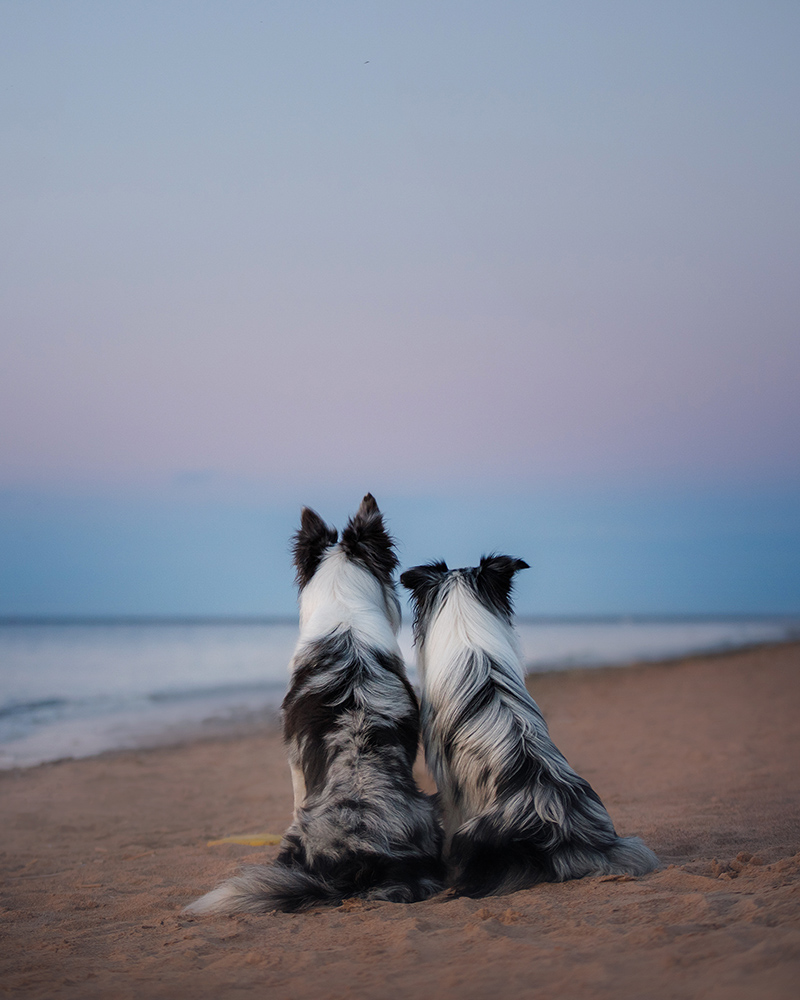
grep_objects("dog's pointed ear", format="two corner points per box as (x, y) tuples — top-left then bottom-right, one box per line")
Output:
(476, 554), (529, 617)
(292, 507), (338, 589)
(339, 493), (398, 585)
(400, 561), (449, 604)
(355, 492), (379, 518)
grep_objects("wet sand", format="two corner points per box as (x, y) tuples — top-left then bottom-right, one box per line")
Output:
(2, 643), (799, 999)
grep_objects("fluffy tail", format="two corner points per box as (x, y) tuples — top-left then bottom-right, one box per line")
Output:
(184, 855), (445, 915)
(449, 827), (659, 898)
(603, 835), (660, 877)
(184, 863), (346, 915)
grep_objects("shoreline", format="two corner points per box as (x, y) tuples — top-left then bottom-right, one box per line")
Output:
(2, 636), (797, 773)
(2, 642), (799, 998)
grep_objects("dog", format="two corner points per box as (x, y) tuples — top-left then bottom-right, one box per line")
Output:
(401, 555), (658, 897)
(185, 494), (444, 914)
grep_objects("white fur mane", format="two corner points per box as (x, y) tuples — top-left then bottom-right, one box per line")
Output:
(294, 548), (401, 665)
(416, 575), (525, 697)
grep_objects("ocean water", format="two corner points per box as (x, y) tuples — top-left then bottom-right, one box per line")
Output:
(0, 616), (797, 769)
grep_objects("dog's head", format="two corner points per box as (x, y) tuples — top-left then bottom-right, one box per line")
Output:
(293, 493), (398, 589)
(293, 494), (401, 635)
(401, 554), (529, 640)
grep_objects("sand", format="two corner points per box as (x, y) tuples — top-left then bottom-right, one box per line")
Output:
(2, 642), (799, 1000)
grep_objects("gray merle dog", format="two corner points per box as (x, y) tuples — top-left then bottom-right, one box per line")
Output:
(185, 495), (444, 914)
(401, 555), (658, 898)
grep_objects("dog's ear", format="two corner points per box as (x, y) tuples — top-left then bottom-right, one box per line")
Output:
(475, 554), (529, 618)
(400, 561), (449, 603)
(292, 507), (338, 589)
(339, 493), (398, 585)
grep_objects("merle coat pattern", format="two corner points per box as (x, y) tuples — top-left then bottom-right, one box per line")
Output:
(401, 556), (658, 898)
(185, 495), (444, 914)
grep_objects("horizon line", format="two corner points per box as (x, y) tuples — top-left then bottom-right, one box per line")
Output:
(1, 612), (798, 627)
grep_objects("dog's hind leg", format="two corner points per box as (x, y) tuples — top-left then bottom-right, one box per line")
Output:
(289, 763), (306, 815)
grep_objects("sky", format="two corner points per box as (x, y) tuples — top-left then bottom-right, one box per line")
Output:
(1, 1), (799, 616)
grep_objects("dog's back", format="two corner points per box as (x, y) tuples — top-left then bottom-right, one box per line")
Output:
(402, 556), (658, 897)
(278, 624), (444, 908)
(185, 495), (444, 915)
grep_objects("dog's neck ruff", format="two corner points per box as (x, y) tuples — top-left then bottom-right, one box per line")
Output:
(417, 576), (524, 693)
(296, 548), (401, 659)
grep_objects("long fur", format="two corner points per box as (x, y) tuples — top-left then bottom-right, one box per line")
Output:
(401, 555), (658, 898)
(185, 495), (444, 914)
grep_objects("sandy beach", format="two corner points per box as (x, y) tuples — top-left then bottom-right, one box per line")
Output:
(2, 642), (799, 1000)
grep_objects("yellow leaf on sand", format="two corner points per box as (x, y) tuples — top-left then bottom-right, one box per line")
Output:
(206, 833), (283, 846)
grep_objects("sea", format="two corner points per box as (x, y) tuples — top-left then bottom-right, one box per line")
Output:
(1, 616), (797, 769)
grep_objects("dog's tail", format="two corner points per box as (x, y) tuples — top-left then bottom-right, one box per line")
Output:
(183, 862), (345, 915)
(184, 855), (445, 915)
(600, 835), (660, 877)
(448, 822), (659, 898)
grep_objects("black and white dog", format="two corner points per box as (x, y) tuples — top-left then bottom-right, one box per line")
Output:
(185, 495), (444, 914)
(401, 555), (658, 898)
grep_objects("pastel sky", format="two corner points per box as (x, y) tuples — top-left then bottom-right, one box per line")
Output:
(1, 2), (799, 616)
